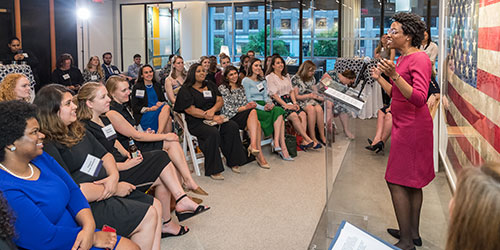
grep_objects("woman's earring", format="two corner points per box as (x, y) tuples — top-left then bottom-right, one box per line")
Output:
(9, 146), (16, 151)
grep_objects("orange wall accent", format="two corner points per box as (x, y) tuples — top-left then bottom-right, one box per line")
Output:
(14, 0), (21, 41)
(49, 0), (56, 70)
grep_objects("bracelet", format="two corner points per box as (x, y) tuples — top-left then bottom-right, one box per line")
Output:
(392, 74), (401, 82)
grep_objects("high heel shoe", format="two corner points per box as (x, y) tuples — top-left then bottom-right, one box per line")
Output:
(161, 218), (189, 238)
(190, 187), (208, 196)
(367, 138), (373, 145)
(247, 146), (260, 157)
(278, 152), (294, 161)
(387, 228), (422, 246)
(372, 141), (384, 154)
(271, 141), (282, 153)
(256, 159), (271, 169)
(299, 141), (314, 151)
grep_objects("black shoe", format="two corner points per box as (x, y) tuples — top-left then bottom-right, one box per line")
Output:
(161, 218), (189, 238)
(175, 194), (210, 222)
(372, 141), (384, 154)
(387, 228), (422, 246)
(365, 145), (375, 151)
(367, 138), (373, 145)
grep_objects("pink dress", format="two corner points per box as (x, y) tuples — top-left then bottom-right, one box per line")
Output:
(385, 52), (435, 188)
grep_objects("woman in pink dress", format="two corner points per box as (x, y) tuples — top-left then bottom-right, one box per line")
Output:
(371, 13), (433, 250)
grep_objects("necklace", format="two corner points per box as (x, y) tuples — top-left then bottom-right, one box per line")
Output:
(0, 163), (34, 179)
(145, 84), (153, 88)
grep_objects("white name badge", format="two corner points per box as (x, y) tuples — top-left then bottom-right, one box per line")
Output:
(101, 124), (117, 140)
(62, 74), (70, 80)
(256, 82), (264, 92)
(203, 90), (212, 98)
(91, 75), (98, 81)
(113, 70), (119, 74)
(22, 53), (29, 58)
(80, 154), (103, 177)
(136, 89), (145, 98)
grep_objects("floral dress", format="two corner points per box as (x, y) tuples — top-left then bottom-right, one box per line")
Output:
(291, 75), (321, 109)
(218, 84), (248, 119)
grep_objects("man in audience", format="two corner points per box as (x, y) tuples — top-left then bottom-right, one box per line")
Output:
(127, 54), (142, 79)
(247, 50), (255, 59)
(1, 37), (39, 84)
(102, 52), (131, 81)
(215, 54), (231, 86)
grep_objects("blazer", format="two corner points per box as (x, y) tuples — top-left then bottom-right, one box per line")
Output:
(130, 80), (166, 125)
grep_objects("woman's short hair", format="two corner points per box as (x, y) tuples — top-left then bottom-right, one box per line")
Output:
(34, 84), (85, 147)
(446, 163), (500, 250)
(76, 82), (102, 121)
(0, 73), (28, 102)
(265, 55), (288, 77)
(56, 53), (74, 69)
(105, 76), (128, 100)
(0, 100), (37, 162)
(392, 12), (427, 48)
(169, 55), (187, 79)
(222, 65), (242, 89)
(246, 58), (263, 81)
(296, 60), (317, 82)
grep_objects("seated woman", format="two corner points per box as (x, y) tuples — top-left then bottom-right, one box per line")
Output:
(219, 66), (270, 169)
(238, 54), (249, 80)
(265, 55), (316, 150)
(105, 76), (207, 196)
(291, 60), (326, 147)
(76, 82), (209, 238)
(0, 100), (138, 250)
(51, 53), (83, 91)
(174, 63), (247, 180)
(242, 58), (291, 160)
(204, 56), (219, 83)
(445, 163), (500, 250)
(321, 69), (357, 139)
(34, 85), (207, 249)
(130, 65), (172, 133)
(0, 73), (31, 102)
(164, 55), (186, 104)
(83, 56), (105, 84)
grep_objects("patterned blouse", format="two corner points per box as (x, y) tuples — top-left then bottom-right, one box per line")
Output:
(82, 69), (103, 83)
(290, 74), (321, 109)
(218, 84), (248, 119)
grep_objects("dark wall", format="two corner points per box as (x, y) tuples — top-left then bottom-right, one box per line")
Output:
(54, 0), (78, 68)
(0, 1), (14, 57)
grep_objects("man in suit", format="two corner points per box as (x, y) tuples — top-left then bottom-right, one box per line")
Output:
(101, 52), (131, 81)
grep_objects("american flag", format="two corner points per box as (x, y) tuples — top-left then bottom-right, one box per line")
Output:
(444, 0), (500, 181)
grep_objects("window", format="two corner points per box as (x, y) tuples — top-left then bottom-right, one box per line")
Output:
(316, 18), (327, 29)
(249, 6), (258, 12)
(236, 20), (243, 30)
(215, 7), (224, 13)
(215, 20), (224, 30)
(249, 20), (259, 30)
(281, 19), (291, 29)
(235, 6), (242, 12)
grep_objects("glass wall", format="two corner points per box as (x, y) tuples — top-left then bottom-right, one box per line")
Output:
(146, 4), (172, 69)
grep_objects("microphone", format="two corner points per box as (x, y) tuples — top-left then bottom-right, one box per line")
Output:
(351, 56), (371, 89)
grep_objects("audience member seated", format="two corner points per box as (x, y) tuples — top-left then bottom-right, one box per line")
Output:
(102, 52), (131, 82)
(0, 191), (17, 250)
(266, 55), (317, 150)
(263, 56), (272, 73)
(0, 100), (139, 250)
(321, 69), (357, 139)
(34, 85), (160, 249)
(159, 54), (175, 83)
(0, 73), (31, 102)
(131, 65), (172, 133)
(215, 54), (231, 86)
(76, 82), (209, 238)
(219, 65), (270, 169)
(174, 63), (247, 180)
(164, 55), (186, 104)
(242, 58), (290, 160)
(83, 56), (105, 84)
(205, 56), (219, 84)
(51, 53), (83, 91)
(291, 60), (326, 147)
(105, 76), (207, 196)
(238, 54), (249, 80)
(1, 37), (39, 83)
(127, 54), (143, 79)
(445, 163), (500, 250)
(246, 50), (255, 60)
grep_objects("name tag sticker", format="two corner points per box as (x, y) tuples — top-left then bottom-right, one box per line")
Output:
(256, 82), (264, 92)
(91, 75), (98, 80)
(22, 53), (29, 58)
(80, 154), (103, 177)
(101, 124), (117, 140)
(113, 70), (119, 74)
(203, 90), (212, 99)
(136, 89), (145, 98)
(62, 74), (70, 80)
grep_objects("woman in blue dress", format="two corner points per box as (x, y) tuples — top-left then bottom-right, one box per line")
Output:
(131, 65), (172, 133)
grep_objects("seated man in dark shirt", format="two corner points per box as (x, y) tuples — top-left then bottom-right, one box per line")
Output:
(50, 53), (83, 91)
(102, 52), (131, 81)
(1, 37), (39, 83)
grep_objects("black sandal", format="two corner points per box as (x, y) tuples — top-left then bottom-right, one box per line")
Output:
(174, 194), (210, 222)
(161, 218), (189, 238)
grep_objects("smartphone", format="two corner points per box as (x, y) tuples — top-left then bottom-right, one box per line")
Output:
(102, 225), (116, 250)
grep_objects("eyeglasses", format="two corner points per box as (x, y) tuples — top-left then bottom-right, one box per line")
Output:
(388, 28), (400, 35)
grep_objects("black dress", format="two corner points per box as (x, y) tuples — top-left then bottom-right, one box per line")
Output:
(173, 81), (247, 176)
(109, 101), (164, 152)
(83, 117), (170, 192)
(43, 132), (153, 237)
(50, 67), (83, 88)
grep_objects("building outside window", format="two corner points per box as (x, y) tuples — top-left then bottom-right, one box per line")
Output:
(249, 19), (259, 30)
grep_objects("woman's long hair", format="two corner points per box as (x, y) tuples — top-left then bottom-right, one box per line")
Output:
(208, 56), (218, 73)
(246, 58), (264, 81)
(0, 191), (15, 240)
(169, 55), (187, 80)
(296, 60), (317, 82)
(136, 64), (158, 85)
(184, 63), (207, 88)
(86, 56), (104, 79)
(0, 73), (28, 102)
(76, 82), (102, 120)
(446, 163), (500, 250)
(222, 65), (242, 90)
(265, 55), (288, 77)
(34, 84), (85, 147)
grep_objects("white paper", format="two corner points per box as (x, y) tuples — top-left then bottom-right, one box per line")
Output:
(80, 154), (103, 177)
(331, 222), (397, 250)
(101, 124), (117, 140)
(203, 90), (212, 98)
